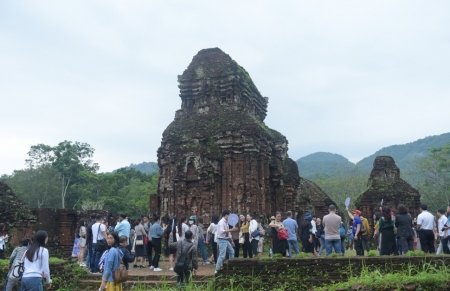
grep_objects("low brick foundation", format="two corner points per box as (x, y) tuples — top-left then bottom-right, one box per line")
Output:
(215, 256), (450, 290)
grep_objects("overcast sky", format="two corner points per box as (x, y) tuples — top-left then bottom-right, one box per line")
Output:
(1, 1), (449, 175)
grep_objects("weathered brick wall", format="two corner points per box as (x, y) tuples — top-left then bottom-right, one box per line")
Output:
(216, 256), (449, 290)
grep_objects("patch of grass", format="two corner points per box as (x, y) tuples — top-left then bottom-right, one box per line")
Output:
(367, 250), (379, 257)
(405, 250), (426, 256)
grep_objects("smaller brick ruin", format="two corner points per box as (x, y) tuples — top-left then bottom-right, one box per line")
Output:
(355, 156), (421, 227)
(0, 181), (112, 256)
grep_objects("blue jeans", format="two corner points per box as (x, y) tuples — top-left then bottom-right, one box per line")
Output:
(287, 240), (300, 258)
(325, 239), (342, 256)
(216, 239), (234, 271)
(85, 243), (91, 268)
(90, 243), (102, 273)
(197, 238), (208, 262)
(318, 235), (325, 256)
(341, 237), (346, 255)
(20, 277), (43, 291)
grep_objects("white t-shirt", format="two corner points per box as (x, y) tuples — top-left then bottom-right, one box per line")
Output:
(92, 222), (106, 243)
(23, 247), (51, 283)
(417, 211), (435, 230)
(438, 215), (448, 237)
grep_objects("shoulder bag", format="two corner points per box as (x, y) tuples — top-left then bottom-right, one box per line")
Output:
(277, 228), (289, 240)
(11, 251), (27, 280)
(95, 224), (107, 252)
(174, 242), (194, 273)
(113, 248), (128, 283)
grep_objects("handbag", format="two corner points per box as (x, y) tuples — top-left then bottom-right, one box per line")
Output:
(11, 251), (27, 280)
(239, 231), (244, 244)
(135, 235), (143, 246)
(112, 248), (128, 283)
(95, 224), (107, 252)
(251, 229), (260, 238)
(277, 228), (289, 240)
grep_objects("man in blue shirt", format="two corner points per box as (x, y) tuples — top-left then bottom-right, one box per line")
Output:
(149, 215), (164, 271)
(283, 211), (299, 258)
(347, 207), (364, 256)
(114, 214), (131, 246)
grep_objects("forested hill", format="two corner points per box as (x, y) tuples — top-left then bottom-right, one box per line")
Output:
(116, 161), (159, 174)
(356, 132), (450, 172)
(296, 152), (355, 180)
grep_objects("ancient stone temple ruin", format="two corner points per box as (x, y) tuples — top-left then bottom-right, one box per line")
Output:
(155, 48), (336, 221)
(355, 156), (421, 226)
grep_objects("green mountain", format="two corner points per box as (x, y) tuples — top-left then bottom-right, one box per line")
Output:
(296, 132), (450, 181)
(356, 133), (450, 173)
(117, 162), (159, 174)
(296, 152), (355, 180)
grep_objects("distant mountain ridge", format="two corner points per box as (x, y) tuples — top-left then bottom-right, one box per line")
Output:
(115, 161), (159, 174)
(296, 152), (354, 180)
(296, 132), (450, 180)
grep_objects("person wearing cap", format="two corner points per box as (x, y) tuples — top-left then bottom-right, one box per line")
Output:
(347, 207), (364, 256)
(188, 216), (198, 242)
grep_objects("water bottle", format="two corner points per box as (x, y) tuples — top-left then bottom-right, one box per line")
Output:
(269, 248), (273, 258)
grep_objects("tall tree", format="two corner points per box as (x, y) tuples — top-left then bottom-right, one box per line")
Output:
(412, 143), (450, 210)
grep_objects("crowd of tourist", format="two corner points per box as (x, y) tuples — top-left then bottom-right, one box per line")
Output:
(2, 202), (450, 290)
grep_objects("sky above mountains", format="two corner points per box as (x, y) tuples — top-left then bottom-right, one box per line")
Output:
(1, 1), (450, 175)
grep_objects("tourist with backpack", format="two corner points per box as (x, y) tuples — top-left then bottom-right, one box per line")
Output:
(99, 232), (127, 291)
(4, 238), (30, 291)
(169, 230), (198, 289)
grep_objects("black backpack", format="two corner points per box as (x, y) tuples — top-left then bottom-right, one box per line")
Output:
(174, 241), (193, 273)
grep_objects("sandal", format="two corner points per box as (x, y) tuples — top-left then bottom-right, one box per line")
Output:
(133, 264), (138, 268)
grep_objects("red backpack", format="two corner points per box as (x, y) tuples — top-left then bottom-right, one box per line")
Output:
(278, 228), (289, 240)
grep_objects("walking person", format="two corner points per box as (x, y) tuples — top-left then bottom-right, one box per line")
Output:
(99, 232), (124, 291)
(149, 215), (164, 272)
(196, 217), (210, 265)
(21, 231), (52, 291)
(247, 213), (260, 258)
(417, 203), (436, 253)
(165, 218), (177, 271)
(206, 214), (219, 264)
(322, 204), (342, 256)
(215, 210), (235, 273)
(169, 230), (198, 289)
(347, 207), (364, 256)
(300, 213), (315, 254)
(131, 218), (147, 268)
(378, 206), (398, 255)
(240, 214), (251, 258)
(395, 204), (414, 255)
(76, 218), (87, 267)
(282, 211), (299, 258)
(4, 238), (30, 291)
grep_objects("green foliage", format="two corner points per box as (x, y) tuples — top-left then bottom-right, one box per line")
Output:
(411, 143), (450, 210)
(405, 250), (426, 257)
(367, 250), (379, 257)
(296, 152), (357, 180)
(117, 161), (159, 174)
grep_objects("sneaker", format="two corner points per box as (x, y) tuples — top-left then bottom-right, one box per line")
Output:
(202, 261), (211, 265)
(215, 270), (217, 274)
(153, 268), (163, 272)
(169, 267), (174, 271)
(79, 263), (86, 267)
(149, 266), (154, 270)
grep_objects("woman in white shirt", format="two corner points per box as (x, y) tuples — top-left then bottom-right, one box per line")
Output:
(176, 217), (189, 240)
(22, 230), (52, 291)
(247, 213), (260, 258)
(207, 214), (219, 264)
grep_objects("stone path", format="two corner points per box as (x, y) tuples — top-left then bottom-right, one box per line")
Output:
(80, 260), (216, 290)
